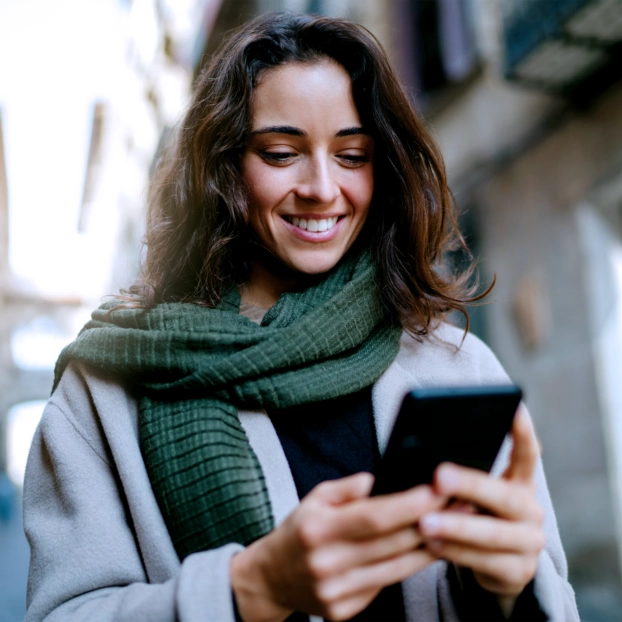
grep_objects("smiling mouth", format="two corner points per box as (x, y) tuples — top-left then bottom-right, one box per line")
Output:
(283, 215), (341, 232)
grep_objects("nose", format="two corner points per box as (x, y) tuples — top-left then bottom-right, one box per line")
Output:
(295, 155), (340, 205)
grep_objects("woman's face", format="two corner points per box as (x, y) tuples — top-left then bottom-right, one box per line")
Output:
(241, 60), (374, 279)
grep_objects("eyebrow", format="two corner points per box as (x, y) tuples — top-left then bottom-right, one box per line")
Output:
(249, 125), (369, 138)
(336, 127), (368, 137)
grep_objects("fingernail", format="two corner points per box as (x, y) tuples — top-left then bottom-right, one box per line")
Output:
(437, 465), (459, 492)
(420, 513), (442, 535)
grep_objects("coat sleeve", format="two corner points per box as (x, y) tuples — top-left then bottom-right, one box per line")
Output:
(23, 366), (244, 622)
(438, 451), (580, 621)
(377, 326), (579, 620)
(443, 329), (580, 621)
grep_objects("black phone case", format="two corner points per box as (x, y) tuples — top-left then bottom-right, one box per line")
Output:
(371, 385), (522, 496)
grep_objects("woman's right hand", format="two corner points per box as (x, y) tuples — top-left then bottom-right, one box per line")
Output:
(230, 472), (447, 622)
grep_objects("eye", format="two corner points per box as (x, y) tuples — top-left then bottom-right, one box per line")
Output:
(259, 151), (297, 165)
(337, 153), (370, 167)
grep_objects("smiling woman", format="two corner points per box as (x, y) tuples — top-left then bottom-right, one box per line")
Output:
(116, 12), (474, 338)
(22, 11), (578, 622)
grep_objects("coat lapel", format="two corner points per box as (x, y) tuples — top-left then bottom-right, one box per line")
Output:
(372, 356), (420, 454)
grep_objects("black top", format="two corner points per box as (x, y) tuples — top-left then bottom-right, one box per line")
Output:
(269, 386), (406, 622)
(269, 386), (379, 495)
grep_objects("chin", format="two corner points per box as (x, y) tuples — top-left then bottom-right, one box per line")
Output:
(288, 253), (343, 275)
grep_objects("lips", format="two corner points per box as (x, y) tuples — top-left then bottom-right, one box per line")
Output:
(281, 214), (344, 242)
(283, 215), (340, 232)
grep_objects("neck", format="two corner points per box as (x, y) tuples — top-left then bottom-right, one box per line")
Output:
(240, 257), (321, 309)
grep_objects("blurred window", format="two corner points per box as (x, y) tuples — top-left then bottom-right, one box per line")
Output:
(407, 0), (479, 111)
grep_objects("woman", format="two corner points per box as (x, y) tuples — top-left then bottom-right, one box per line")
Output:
(24, 12), (578, 622)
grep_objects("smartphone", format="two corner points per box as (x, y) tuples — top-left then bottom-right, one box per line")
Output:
(371, 385), (522, 496)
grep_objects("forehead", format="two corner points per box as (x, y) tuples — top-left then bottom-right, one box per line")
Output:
(250, 60), (361, 129)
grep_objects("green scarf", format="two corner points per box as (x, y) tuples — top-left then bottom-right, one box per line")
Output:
(53, 250), (401, 559)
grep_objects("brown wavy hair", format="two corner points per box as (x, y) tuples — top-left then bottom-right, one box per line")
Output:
(126, 11), (488, 338)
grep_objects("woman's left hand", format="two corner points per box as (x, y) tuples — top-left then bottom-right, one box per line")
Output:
(418, 408), (545, 609)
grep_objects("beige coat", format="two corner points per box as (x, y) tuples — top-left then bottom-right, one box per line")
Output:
(23, 323), (579, 621)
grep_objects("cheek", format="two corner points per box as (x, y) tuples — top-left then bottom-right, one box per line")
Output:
(243, 161), (290, 222)
(243, 164), (268, 210)
(344, 168), (374, 217)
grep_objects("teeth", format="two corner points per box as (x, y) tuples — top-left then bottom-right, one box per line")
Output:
(286, 216), (339, 232)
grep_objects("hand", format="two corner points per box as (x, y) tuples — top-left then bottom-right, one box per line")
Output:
(418, 408), (545, 611)
(230, 472), (447, 622)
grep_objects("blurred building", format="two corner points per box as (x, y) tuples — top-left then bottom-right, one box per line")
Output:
(0, 0), (218, 478)
(0, 0), (212, 618)
(390, 0), (622, 619)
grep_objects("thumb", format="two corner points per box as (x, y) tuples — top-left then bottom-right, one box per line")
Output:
(503, 407), (539, 484)
(309, 472), (374, 506)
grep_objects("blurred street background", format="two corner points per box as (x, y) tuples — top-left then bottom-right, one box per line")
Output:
(1, 0), (622, 620)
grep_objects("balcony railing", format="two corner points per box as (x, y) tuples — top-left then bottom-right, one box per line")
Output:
(503, 0), (622, 98)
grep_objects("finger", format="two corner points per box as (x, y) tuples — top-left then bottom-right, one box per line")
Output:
(309, 526), (422, 577)
(317, 548), (437, 603)
(419, 512), (545, 554)
(445, 500), (475, 514)
(425, 541), (537, 596)
(504, 408), (539, 484)
(309, 472), (375, 505)
(433, 463), (542, 521)
(320, 591), (379, 621)
(323, 485), (447, 541)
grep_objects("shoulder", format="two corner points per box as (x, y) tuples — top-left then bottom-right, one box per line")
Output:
(46, 361), (140, 461)
(394, 321), (511, 386)
(52, 360), (136, 415)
